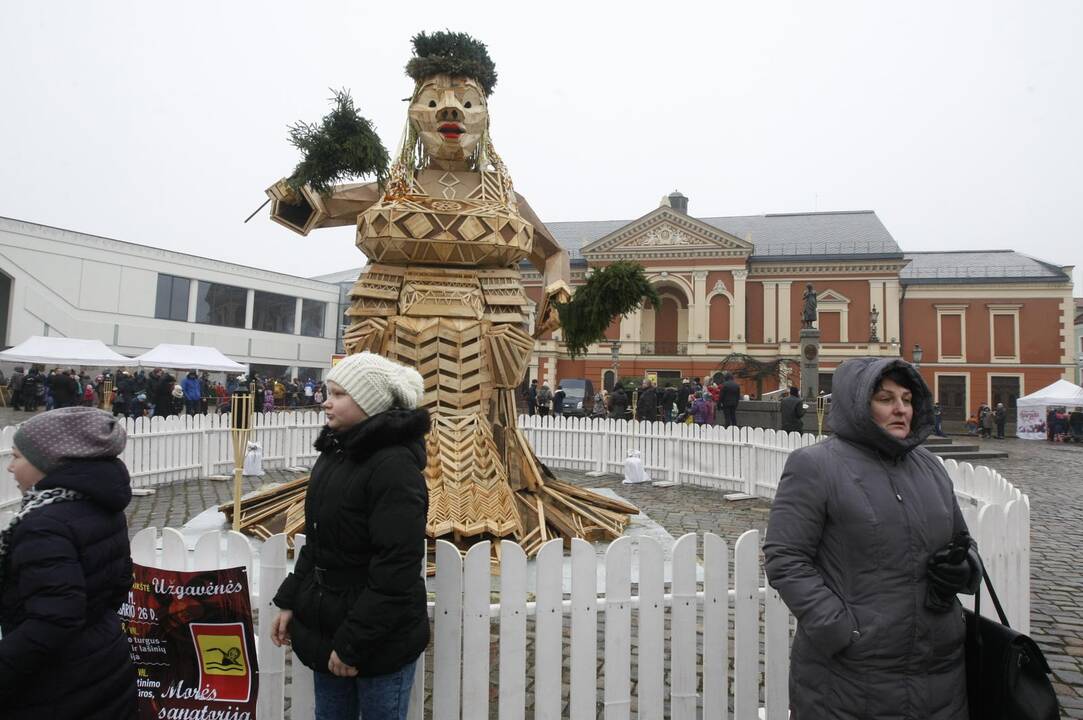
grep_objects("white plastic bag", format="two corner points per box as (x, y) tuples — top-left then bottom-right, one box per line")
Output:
(622, 449), (650, 484)
(242, 441), (264, 477)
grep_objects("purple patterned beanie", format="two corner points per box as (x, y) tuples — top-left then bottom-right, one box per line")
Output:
(13, 407), (127, 474)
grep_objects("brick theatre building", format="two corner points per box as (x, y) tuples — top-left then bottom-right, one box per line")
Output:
(523, 193), (1077, 422)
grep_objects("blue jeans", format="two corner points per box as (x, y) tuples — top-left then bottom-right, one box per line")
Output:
(314, 657), (418, 720)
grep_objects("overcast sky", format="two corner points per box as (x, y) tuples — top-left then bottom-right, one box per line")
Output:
(3, 1), (1081, 294)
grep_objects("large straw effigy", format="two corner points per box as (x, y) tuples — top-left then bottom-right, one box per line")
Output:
(225, 32), (650, 557)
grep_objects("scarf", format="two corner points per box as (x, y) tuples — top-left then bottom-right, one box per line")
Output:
(0, 486), (86, 592)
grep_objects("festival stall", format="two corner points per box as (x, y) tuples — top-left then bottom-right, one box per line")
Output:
(0, 335), (133, 366)
(1015, 378), (1083, 439)
(132, 344), (247, 373)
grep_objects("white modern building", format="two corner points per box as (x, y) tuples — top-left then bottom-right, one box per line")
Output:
(0, 217), (342, 379)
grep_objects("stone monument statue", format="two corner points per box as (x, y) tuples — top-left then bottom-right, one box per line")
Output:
(802, 283), (817, 329)
(799, 283), (821, 399)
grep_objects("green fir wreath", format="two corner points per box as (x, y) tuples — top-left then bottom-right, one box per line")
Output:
(555, 261), (660, 358)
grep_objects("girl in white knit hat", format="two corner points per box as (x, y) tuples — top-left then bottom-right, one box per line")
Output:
(270, 352), (430, 720)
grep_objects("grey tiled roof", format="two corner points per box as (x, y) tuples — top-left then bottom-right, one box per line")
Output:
(545, 210), (902, 259)
(900, 251), (1070, 284)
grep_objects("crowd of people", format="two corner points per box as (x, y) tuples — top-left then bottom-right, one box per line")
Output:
(1, 353), (1003, 718)
(3, 366), (328, 419)
(524, 373), (745, 427)
(963, 402), (1010, 439)
(1044, 405), (1083, 442)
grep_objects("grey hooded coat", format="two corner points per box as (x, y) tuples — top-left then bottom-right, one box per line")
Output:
(764, 358), (978, 720)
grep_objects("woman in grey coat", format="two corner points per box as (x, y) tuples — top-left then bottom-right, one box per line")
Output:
(764, 358), (979, 719)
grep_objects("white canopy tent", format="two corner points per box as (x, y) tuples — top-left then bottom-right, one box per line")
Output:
(1015, 379), (1083, 439)
(0, 335), (132, 366)
(132, 344), (247, 373)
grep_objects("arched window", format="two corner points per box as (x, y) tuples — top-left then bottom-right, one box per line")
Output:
(709, 295), (731, 341)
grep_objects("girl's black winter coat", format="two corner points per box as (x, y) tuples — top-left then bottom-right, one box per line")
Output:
(274, 408), (431, 676)
(0, 459), (136, 719)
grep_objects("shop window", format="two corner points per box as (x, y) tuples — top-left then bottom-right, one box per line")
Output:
(253, 291), (295, 333)
(155, 274), (190, 321)
(301, 299), (327, 337)
(195, 281), (246, 328)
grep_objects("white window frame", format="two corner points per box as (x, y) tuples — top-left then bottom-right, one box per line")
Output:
(986, 373), (1025, 411)
(935, 304), (968, 363)
(816, 290), (851, 343)
(934, 371), (971, 419)
(988, 304), (1022, 363)
(706, 284), (735, 342)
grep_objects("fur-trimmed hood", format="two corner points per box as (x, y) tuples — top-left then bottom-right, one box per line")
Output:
(315, 408), (430, 469)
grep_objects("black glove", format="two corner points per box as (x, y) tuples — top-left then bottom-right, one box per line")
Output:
(925, 531), (974, 613)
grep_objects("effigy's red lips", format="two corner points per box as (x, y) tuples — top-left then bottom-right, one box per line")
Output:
(438, 123), (464, 139)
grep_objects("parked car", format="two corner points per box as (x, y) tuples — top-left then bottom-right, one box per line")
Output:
(559, 378), (595, 417)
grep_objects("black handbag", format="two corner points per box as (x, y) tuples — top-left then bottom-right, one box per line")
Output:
(965, 563), (1059, 720)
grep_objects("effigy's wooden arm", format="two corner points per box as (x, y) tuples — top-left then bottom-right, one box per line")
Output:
(265, 179), (381, 236)
(533, 279), (571, 339)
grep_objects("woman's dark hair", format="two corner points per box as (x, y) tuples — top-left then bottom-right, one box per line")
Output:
(874, 367), (914, 394)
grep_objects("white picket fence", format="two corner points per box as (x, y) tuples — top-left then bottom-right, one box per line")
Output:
(0, 411), (327, 508)
(129, 527), (789, 720)
(519, 415), (1031, 633)
(0, 413), (1032, 718)
(518, 415), (819, 497)
(127, 505), (1028, 720)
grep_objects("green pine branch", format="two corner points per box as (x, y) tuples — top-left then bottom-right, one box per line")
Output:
(555, 261), (660, 358)
(287, 89), (389, 195)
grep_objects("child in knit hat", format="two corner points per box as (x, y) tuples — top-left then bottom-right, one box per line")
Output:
(320, 352), (425, 431)
(1, 407), (136, 718)
(271, 353), (430, 715)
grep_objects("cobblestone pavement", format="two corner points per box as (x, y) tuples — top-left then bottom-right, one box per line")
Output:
(124, 471), (279, 536)
(123, 437), (1083, 717)
(977, 439), (1083, 718)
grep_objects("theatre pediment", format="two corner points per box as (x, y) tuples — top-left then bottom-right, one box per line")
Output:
(817, 289), (851, 304)
(581, 208), (753, 260)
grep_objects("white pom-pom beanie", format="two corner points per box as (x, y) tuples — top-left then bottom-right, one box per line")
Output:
(325, 352), (425, 417)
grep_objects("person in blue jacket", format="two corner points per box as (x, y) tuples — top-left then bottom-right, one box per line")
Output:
(181, 370), (203, 415)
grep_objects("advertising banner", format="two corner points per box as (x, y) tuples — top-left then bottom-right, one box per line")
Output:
(121, 564), (258, 720)
(1016, 407), (1047, 440)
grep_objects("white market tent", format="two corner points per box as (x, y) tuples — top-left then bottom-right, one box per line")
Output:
(1014, 379), (1083, 440)
(0, 335), (132, 366)
(132, 344), (247, 373)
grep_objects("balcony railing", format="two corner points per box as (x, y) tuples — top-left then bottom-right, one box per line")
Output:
(641, 341), (687, 356)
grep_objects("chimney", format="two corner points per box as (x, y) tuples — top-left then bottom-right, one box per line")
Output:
(667, 190), (688, 214)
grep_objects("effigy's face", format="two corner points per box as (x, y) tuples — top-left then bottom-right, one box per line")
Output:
(410, 74), (488, 162)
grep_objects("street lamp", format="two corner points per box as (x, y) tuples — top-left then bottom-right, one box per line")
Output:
(610, 340), (621, 391)
(912, 344), (924, 368)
